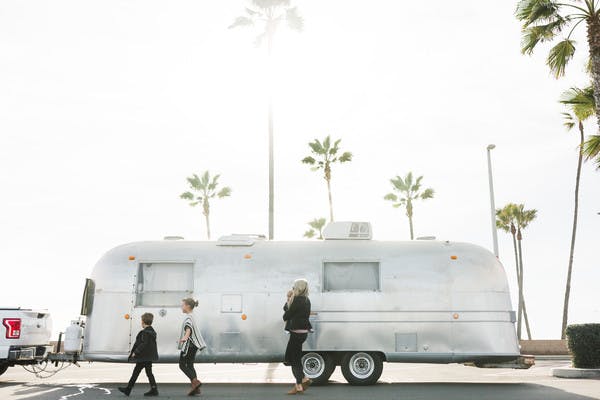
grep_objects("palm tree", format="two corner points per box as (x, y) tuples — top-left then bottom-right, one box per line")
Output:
(514, 204), (537, 340)
(496, 203), (532, 340)
(302, 136), (353, 222)
(180, 171), (232, 240)
(303, 217), (327, 240)
(384, 172), (434, 240)
(559, 85), (595, 338)
(516, 0), (600, 128)
(229, 0), (303, 240)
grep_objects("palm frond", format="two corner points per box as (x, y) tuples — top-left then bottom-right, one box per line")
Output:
(322, 135), (331, 152)
(562, 112), (576, 130)
(338, 152), (352, 163)
(302, 156), (316, 165)
(286, 6), (303, 31)
(516, 0), (560, 27)
(187, 174), (202, 191)
(304, 229), (316, 239)
(560, 85), (595, 121)
(308, 217), (326, 230)
(421, 188), (435, 199)
(308, 139), (324, 154)
(390, 176), (407, 192)
(384, 193), (398, 202)
(405, 172), (414, 188)
(583, 134), (600, 160)
(495, 207), (513, 233)
(217, 187), (232, 198)
(229, 16), (254, 29)
(520, 18), (566, 54)
(180, 192), (194, 201)
(547, 39), (576, 78)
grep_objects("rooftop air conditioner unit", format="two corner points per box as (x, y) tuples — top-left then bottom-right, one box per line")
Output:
(322, 221), (372, 240)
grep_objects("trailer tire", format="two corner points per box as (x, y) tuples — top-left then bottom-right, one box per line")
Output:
(302, 352), (336, 385)
(340, 352), (383, 386)
(0, 363), (8, 377)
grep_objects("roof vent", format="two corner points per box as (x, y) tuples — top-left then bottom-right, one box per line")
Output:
(164, 236), (184, 240)
(322, 222), (372, 240)
(416, 236), (436, 240)
(217, 234), (266, 246)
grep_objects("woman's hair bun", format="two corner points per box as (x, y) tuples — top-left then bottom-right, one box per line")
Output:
(182, 297), (199, 309)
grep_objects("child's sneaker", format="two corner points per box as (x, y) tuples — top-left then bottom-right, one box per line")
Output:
(118, 387), (132, 396)
(144, 387), (159, 396)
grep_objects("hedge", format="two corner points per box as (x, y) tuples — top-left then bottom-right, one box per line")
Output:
(565, 323), (600, 368)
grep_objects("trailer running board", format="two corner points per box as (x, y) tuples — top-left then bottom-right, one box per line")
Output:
(464, 355), (535, 369)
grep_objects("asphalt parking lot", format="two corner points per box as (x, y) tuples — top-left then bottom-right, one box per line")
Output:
(1, 359), (598, 400)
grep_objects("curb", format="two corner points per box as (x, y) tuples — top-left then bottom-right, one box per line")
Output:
(552, 367), (600, 379)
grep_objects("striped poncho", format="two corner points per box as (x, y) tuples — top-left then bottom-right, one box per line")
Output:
(178, 314), (207, 354)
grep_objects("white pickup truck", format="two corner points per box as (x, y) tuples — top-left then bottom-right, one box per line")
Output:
(0, 308), (53, 376)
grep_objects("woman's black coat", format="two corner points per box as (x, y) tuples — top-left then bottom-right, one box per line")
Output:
(129, 326), (159, 362)
(283, 295), (312, 332)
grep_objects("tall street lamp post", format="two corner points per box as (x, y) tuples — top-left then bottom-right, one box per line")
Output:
(487, 144), (499, 257)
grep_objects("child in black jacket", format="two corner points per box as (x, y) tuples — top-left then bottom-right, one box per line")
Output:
(119, 313), (159, 397)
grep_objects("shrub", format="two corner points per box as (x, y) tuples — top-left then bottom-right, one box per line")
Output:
(565, 324), (600, 368)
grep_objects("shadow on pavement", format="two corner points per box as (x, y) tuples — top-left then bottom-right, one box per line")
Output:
(0, 382), (598, 400)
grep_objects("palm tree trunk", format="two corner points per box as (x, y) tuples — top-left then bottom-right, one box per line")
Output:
(522, 295), (532, 340)
(516, 233), (533, 339)
(267, 31), (275, 240)
(511, 230), (522, 336)
(561, 121), (584, 339)
(203, 199), (211, 240)
(586, 16), (600, 130)
(204, 214), (211, 240)
(516, 232), (524, 340)
(326, 178), (334, 222)
(408, 215), (414, 240)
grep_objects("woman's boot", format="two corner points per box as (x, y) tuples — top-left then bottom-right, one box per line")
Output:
(188, 378), (202, 396)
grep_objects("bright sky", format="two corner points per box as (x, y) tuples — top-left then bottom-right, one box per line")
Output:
(0, 1), (598, 340)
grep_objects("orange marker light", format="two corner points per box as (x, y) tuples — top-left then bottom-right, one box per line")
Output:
(128, 256), (136, 261)
(244, 254), (252, 259)
(450, 255), (457, 260)
(124, 314), (130, 320)
(241, 314), (247, 320)
(453, 313), (459, 319)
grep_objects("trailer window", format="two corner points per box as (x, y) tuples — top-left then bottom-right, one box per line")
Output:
(323, 261), (380, 291)
(136, 262), (193, 307)
(80, 278), (95, 316)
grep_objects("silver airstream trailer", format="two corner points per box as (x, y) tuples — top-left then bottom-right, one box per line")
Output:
(76, 222), (526, 385)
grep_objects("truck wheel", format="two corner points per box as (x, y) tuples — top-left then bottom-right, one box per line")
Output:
(0, 363), (8, 377)
(302, 352), (336, 385)
(340, 352), (383, 386)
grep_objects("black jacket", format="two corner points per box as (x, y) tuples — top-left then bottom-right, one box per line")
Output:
(129, 326), (158, 363)
(283, 296), (312, 332)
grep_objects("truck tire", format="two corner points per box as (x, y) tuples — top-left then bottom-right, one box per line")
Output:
(0, 363), (8, 377)
(340, 352), (383, 386)
(302, 352), (336, 385)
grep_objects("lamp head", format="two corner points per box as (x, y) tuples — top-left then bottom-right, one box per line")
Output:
(487, 144), (496, 150)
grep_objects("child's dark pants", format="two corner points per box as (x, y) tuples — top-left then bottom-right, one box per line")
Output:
(128, 362), (157, 388)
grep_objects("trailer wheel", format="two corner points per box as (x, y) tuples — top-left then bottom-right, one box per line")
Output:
(0, 363), (8, 377)
(302, 352), (336, 385)
(340, 352), (383, 386)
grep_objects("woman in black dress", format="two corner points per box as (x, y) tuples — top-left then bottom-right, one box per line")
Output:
(283, 279), (313, 395)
